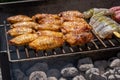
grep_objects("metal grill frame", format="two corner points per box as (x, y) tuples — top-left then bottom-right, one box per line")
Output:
(2, 21), (120, 62)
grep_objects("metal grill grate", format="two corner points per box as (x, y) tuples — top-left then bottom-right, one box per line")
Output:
(2, 21), (120, 62)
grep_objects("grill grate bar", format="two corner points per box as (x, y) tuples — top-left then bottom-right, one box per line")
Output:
(91, 40), (99, 49)
(108, 40), (115, 46)
(16, 47), (20, 59)
(24, 47), (29, 58)
(2, 21), (120, 62)
(92, 30), (107, 48)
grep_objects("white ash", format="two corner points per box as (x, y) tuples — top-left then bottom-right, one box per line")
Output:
(109, 59), (120, 68)
(13, 69), (26, 80)
(85, 68), (100, 77)
(29, 71), (47, 80)
(59, 77), (67, 80)
(47, 69), (61, 78)
(26, 62), (48, 76)
(115, 74), (120, 80)
(72, 75), (86, 80)
(108, 75), (116, 80)
(47, 77), (58, 80)
(77, 57), (94, 71)
(61, 67), (79, 78)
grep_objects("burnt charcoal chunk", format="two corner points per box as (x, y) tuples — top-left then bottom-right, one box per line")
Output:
(47, 69), (61, 78)
(61, 67), (78, 78)
(90, 73), (106, 80)
(72, 75), (86, 80)
(47, 77), (58, 80)
(78, 57), (94, 71)
(63, 63), (74, 68)
(110, 59), (120, 68)
(29, 71), (47, 80)
(13, 69), (26, 80)
(26, 62), (48, 76)
(94, 60), (108, 69)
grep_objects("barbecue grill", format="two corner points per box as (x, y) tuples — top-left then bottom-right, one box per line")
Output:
(0, 0), (120, 80)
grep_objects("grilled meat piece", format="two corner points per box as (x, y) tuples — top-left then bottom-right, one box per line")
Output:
(32, 14), (62, 25)
(64, 32), (93, 46)
(29, 36), (64, 51)
(61, 19), (91, 34)
(7, 15), (32, 24)
(7, 27), (34, 37)
(37, 30), (63, 38)
(9, 34), (38, 46)
(10, 22), (40, 30)
(59, 11), (83, 21)
(37, 24), (61, 31)
(32, 14), (62, 31)
(109, 6), (120, 23)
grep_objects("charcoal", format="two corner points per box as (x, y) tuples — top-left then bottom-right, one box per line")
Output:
(90, 73), (107, 80)
(47, 77), (58, 80)
(26, 62), (48, 76)
(47, 69), (61, 78)
(61, 67), (78, 78)
(23, 77), (29, 80)
(59, 77), (67, 80)
(94, 60), (108, 70)
(103, 71), (111, 78)
(78, 57), (94, 71)
(110, 59), (120, 68)
(64, 63), (74, 68)
(13, 69), (26, 80)
(72, 75), (86, 80)
(20, 61), (35, 71)
(114, 67), (120, 74)
(117, 52), (120, 58)
(115, 74), (120, 80)
(29, 71), (47, 80)
(85, 68), (100, 77)
(108, 75), (116, 80)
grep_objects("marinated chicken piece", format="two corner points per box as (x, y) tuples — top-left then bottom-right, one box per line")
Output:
(59, 11), (83, 21)
(7, 27), (34, 37)
(29, 36), (64, 51)
(32, 14), (62, 31)
(37, 30), (63, 38)
(9, 34), (38, 46)
(37, 24), (61, 31)
(7, 15), (32, 24)
(61, 19), (92, 33)
(64, 32), (93, 46)
(10, 22), (40, 30)
(32, 14), (62, 24)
